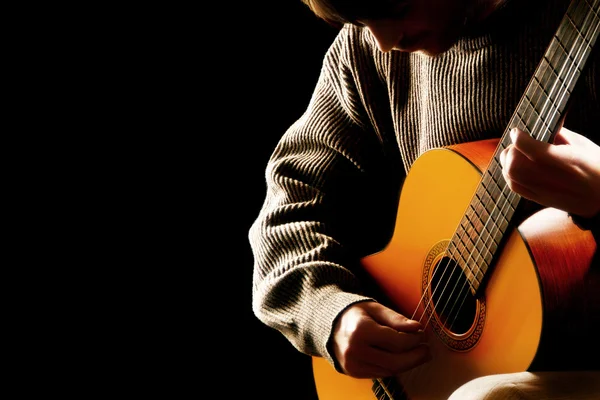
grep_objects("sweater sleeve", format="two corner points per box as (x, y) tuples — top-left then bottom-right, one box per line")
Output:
(249, 26), (402, 367)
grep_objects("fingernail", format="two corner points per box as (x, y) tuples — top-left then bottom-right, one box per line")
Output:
(407, 320), (422, 328)
(510, 128), (518, 142)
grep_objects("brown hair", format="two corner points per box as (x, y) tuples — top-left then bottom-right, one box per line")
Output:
(301, 0), (396, 27)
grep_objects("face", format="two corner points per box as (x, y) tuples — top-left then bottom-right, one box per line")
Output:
(359, 0), (473, 55)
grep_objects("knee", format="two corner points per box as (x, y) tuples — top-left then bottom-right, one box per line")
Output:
(448, 375), (526, 400)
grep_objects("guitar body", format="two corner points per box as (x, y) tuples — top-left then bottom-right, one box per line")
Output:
(313, 139), (599, 400)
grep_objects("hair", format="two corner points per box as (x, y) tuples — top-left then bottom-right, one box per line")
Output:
(301, 0), (398, 27)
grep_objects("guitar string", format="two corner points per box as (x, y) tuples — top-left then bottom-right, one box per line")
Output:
(409, 0), (598, 331)
(419, 0), (599, 330)
(421, 0), (599, 334)
(431, 0), (598, 335)
(441, 0), (600, 335)
(368, 1), (598, 399)
(442, 0), (599, 334)
(393, 1), (598, 398)
(397, 5), (599, 399)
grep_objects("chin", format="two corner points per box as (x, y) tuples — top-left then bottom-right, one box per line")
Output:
(418, 43), (453, 57)
(421, 32), (461, 56)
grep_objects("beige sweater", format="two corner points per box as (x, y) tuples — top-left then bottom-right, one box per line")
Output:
(249, 0), (599, 369)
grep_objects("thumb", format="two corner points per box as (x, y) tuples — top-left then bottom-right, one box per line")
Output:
(509, 128), (549, 161)
(363, 301), (423, 332)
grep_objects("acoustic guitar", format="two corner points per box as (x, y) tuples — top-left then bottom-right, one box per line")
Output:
(312, 0), (600, 399)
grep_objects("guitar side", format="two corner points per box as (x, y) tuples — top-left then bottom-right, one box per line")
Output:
(312, 139), (598, 400)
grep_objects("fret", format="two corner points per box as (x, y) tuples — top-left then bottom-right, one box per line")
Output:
(371, 377), (407, 400)
(464, 206), (485, 237)
(555, 24), (578, 64)
(483, 170), (519, 213)
(547, 43), (580, 89)
(454, 237), (490, 277)
(481, 172), (512, 209)
(461, 202), (509, 251)
(447, 241), (474, 272)
(448, 0), (599, 293)
(517, 90), (555, 136)
(466, 199), (510, 241)
(522, 67), (567, 134)
(486, 164), (507, 189)
(536, 54), (570, 96)
(525, 72), (553, 108)
(585, 0), (600, 19)
(448, 247), (485, 292)
(451, 230), (491, 271)
(474, 187), (496, 217)
(470, 201), (489, 224)
(520, 92), (544, 122)
(446, 243), (483, 293)
(567, 0), (598, 49)
(458, 216), (479, 244)
(454, 220), (487, 272)
(475, 184), (514, 221)
(509, 0), (599, 144)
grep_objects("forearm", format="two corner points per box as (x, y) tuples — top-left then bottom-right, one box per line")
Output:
(249, 123), (383, 363)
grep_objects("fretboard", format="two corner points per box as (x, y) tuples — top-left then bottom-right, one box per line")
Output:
(447, 0), (599, 294)
(371, 377), (407, 400)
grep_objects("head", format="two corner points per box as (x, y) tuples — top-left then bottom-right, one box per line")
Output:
(301, 0), (485, 56)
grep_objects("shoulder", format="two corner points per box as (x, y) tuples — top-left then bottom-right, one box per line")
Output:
(324, 24), (406, 82)
(326, 24), (380, 61)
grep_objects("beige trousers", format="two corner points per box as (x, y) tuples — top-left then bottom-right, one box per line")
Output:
(448, 371), (600, 400)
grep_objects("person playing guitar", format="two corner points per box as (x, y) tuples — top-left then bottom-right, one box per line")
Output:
(249, 0), (600, 398)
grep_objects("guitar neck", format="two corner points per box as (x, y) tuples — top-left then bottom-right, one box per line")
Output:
(372, 377), (407, 400)
(448, 0), (600, 294)
(507, 0), (599, 144)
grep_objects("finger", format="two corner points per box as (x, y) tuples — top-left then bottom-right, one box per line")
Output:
(501, 143), (538, 187)
(341, 355), (396, 379)
(501, 175), (538, 201)
(364, 302), (423, 332)
(363, 343), (431, 375)
(370, 328), (426, 354)
(500, 146), (544, 201)
(508, 128), (550, 162)
(503, 127), (600, 216)
(501, 141), (574, 194)
(499, 147), (506, 167)
(511, 127), (575, 166)
(347, 305), (426, 353)
(501, 155), (586, 214)
(343, 343), (431, 378)
(501, 147), (558, 200)
(505, 174), (593, 215)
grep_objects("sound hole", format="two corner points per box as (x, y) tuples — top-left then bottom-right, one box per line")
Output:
(430, 256), (477, 335)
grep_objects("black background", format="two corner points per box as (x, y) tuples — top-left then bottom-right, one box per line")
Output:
(95, 2), (340, 398)
(214, 2), (339, 399)
(24, 1), (336, 397)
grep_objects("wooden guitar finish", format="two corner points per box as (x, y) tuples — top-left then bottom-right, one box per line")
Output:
(312, 139), (599, 400)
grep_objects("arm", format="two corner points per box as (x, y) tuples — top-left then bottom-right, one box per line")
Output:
(249, 26), (429, 377)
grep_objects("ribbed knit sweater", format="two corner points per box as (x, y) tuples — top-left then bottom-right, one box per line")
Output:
(249, 0), (599, 369)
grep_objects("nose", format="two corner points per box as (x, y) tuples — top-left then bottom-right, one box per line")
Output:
(364, 19), (403, 53)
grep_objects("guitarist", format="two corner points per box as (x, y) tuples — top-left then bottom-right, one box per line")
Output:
(249, 0), (600, 398)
